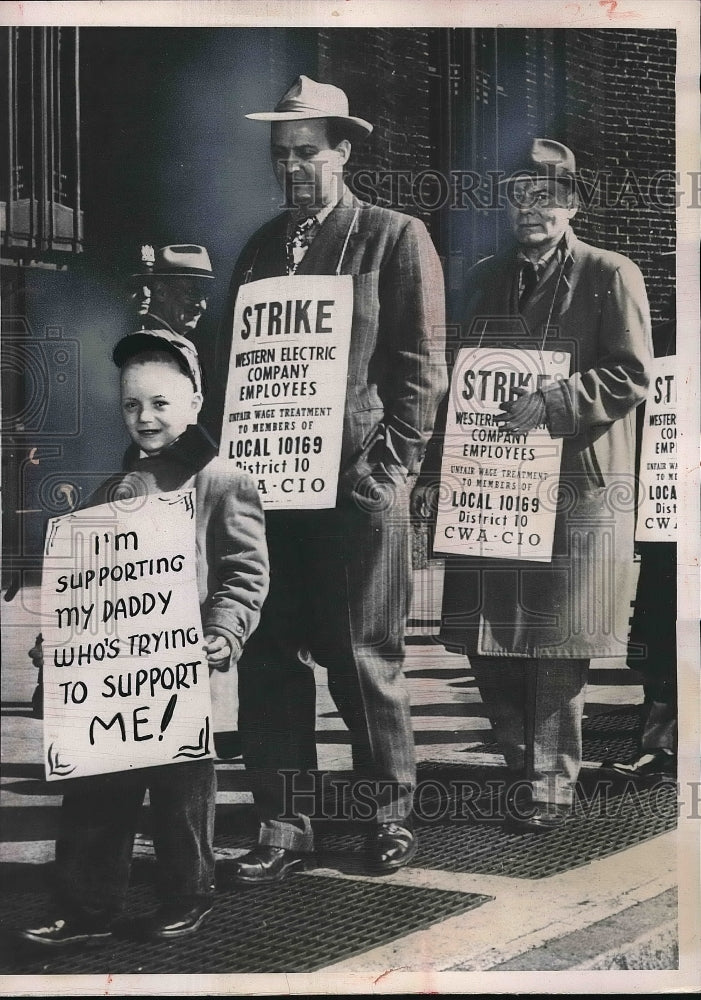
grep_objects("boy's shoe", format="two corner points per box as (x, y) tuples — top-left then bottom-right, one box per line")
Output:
(146, 900), (214, 940)
(19, 917), (112, 947)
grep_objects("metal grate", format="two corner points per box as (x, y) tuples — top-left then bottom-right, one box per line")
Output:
(462, 707), (643, 763)
(210, 763), (676, 881)
(0, 868), (490, 975)
(579, 706), (642, 763)
(305, 768), (677, 880)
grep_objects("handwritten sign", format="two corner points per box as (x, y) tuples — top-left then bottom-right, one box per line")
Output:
(636, 355), (677, 542)
(219, 274), (353, 510)
(433, 346), (571, 562)
(41, 490), (213, 780)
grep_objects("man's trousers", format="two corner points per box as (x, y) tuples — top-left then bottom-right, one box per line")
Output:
(237, 480), (416, 850)
(627, 541), (677, 752)
(469, 656), (590, 807)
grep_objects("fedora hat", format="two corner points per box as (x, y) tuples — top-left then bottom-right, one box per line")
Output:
(132, 244), (214, 280)
(113, 330), (203, 394)
(246, 75), (373, 138)
(501, 139), (577, 186)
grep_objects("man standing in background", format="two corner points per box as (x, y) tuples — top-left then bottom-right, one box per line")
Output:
(609, 253), (677, 780)
(133, 243), (214, 339)
(419, 139), (652, 831)
(131, 243), (220, 441)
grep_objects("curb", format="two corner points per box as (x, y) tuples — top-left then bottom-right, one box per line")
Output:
(486, 888), (678, 971)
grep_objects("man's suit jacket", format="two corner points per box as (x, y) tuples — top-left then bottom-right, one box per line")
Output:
(222, 187), (447, 499)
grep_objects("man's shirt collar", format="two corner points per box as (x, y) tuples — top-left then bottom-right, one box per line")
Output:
(288, 184), (346, 231)
(516, 225), (575, 269)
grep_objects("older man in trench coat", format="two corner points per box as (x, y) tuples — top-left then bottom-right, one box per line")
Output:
(420, 139), (652, 830)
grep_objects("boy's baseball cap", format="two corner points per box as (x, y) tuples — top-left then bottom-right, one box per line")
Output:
(112, 329), (203, 394)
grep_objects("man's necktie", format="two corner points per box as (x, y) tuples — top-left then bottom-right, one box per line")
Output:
(287, 216), (318, 274)
(519, 260), (539, 309)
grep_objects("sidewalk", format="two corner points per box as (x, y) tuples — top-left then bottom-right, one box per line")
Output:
(0, 570), (680, 985)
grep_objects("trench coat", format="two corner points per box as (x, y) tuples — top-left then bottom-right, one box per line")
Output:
(434, 228), (652, 658)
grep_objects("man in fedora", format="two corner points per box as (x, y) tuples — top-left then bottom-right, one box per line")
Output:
(133, 242), (224, 440)
(134, 244), (214, 339)
(608, 250), (677, 781)
(128, 245), (156, 323)
(418, 138), (652, 830)
(224, 76), (447, 882)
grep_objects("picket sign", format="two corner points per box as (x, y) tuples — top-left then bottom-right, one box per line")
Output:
(41, 489), (212, 780)
(434, 345), (570, 563)
(220, 274), (353, 510)
(635, 355), (678, 542)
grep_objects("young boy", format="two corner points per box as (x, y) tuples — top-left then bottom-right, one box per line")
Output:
(20, 329), (269, 945)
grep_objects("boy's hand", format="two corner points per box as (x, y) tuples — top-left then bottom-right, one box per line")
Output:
(203, 634), (232, 671)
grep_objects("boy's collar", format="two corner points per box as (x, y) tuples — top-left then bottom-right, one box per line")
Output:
(126, 424), (218, 472)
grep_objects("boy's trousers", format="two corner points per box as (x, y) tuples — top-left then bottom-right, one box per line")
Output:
(54, 760), (215, 922)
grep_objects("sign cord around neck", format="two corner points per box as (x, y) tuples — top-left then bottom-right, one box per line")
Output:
(336, 208), (360, 275)
(540, 239), (572, 352)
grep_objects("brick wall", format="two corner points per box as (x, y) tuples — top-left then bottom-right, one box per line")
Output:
(562, 28), (676, 320)
(317, 29), (434, 226)
(524, 29), (559, 140)
(295, 27), (677, 317)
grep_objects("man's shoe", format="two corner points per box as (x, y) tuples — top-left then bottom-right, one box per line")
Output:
(366, 822), (418, 874)
(606, 749), (676, 780)
(146, 901), (214, 940)
(508, 803), (571, 833)
(233, 846), (308, 885)
(18, 917), (112, 948)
